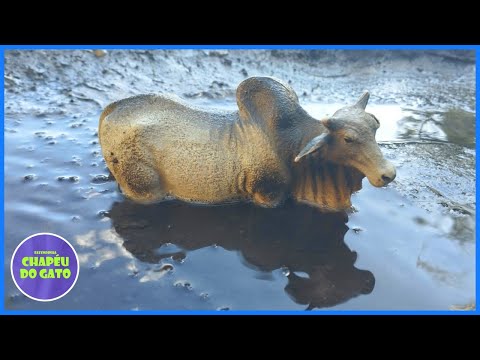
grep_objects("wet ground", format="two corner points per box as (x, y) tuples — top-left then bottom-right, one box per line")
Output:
(3, 50), (476, 310)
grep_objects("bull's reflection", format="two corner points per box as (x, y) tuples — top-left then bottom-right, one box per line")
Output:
(108, 200), (374, 310)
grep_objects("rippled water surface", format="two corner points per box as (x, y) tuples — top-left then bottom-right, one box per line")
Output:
(5, 103), (475, 311)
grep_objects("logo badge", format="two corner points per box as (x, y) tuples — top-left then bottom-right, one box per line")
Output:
(10, 233), (80, 302)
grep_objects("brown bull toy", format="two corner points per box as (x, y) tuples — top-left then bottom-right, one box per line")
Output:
(99, 77), (396, 211)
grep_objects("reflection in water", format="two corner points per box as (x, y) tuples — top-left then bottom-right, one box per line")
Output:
(439, 109), (475, 147)
(108, 200), (375, 310)
(397, 108), (475, 148)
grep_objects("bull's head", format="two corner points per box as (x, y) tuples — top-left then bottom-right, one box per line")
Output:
(295, 92), (396, 187)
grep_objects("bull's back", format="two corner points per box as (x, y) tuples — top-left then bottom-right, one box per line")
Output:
(99, 94), (242, 203)
(100, 94), (223, 145)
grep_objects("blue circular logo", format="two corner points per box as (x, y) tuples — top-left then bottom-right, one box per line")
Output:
(10, 233), (80, 302)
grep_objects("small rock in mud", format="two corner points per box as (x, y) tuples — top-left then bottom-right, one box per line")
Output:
(172, 253), (186, 263)
(128, 270), (139, 278)
(207, 50), (228, 57)
(57, 175), (80, 183)
(23, 174), (37, 182)
(210, 80), (228, 88)
(91, 174), (111, 184)
(413, 216), (428, 225)
(183, 282), (193, 290)
(34, 131), (46, 138)
(221, 58), (232, 66)
(162, 264), (174, 272)
(71, 216), (81, 222)
(174, 281), (193, 290)
(69, 158), (82, 166)
(153, 264), (174, 272)
(93, 49), (108, 58)
(240, 68), (248, 77)
(97, 210), (110, 218)
(352, 227), (364, 234)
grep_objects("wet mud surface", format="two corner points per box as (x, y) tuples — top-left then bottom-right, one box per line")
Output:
(4, 50), (475, 310)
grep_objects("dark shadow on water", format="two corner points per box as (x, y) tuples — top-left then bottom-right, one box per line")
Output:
(108, 200), (375, 310)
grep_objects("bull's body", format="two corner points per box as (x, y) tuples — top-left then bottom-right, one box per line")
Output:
(99, 77), (395, 211)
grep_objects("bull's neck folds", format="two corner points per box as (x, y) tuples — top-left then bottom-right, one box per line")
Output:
(291, 156), (364, 211)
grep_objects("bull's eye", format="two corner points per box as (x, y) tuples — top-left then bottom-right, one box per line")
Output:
(344, 137), (354, 144)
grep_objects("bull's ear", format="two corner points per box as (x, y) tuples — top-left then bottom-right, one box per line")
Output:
(355, 91), (370, 109)
(236, 77), (301, 130)
(294, 133), (329, 162)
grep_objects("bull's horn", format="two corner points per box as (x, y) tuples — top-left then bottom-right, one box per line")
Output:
(355, 91), (370, 109)
(294, 133), (329, 162)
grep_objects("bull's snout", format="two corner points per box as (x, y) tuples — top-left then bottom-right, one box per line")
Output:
(367, 160), (396, 187)
(379, 162), (396, 186)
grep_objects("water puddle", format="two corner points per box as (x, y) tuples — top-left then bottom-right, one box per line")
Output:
(4, 103), (475, 310)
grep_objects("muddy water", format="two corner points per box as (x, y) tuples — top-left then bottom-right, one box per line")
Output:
(3, 48), (476, 311)
(4, 98), (475, 310)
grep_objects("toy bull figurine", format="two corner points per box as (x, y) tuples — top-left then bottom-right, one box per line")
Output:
(99, 77), (396, 211)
